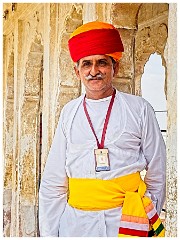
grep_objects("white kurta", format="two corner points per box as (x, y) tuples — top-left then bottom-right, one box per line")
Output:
(39, 90), (166, 237)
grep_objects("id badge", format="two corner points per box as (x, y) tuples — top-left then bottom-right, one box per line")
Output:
(94, 148), (110, 172)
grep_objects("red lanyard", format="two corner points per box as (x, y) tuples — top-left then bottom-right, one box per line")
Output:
(83, 89), (116, 149)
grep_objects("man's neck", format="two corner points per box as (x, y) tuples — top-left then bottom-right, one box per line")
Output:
(85, 87), (114, 100)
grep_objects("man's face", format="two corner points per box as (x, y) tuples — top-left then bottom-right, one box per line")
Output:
(74, 55), (119, 94)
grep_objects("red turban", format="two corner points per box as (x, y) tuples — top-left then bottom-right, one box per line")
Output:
(68, 21), (124, 62)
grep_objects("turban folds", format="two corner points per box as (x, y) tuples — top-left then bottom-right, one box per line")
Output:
(68, 21), (124, 62)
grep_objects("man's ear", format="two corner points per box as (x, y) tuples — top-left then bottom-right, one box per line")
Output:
(113, 61), (120, 77)
(74, 65), (81, 80)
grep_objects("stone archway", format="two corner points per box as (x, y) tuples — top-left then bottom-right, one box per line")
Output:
(135, 3), (168, 96)
(141, 52), (167, 222)
(10, 34), (43, 237)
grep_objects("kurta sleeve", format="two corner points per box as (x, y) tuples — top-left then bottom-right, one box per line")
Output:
(140, 101), (166, 215)
(39, 108), (68, 236)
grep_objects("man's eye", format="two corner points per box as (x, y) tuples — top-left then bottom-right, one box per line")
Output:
(99, 60), (108, 66)
(82, 62), (91, 67)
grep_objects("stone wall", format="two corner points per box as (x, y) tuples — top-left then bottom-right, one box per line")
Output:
(3, 3), (177, 237)
(164, 3), (177, 236)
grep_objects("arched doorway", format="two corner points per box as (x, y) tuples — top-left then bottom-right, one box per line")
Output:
(141, 53), (167, 141)
(141, 52), (167, 223)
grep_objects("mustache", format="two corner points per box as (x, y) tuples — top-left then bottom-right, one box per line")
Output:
(85, 73), (105, 81)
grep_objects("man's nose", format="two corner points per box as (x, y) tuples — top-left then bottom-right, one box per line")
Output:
(90, 64), (100, 76)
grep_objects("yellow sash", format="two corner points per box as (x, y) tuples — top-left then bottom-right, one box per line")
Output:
(68, 172), (165, 237)
(68, 172), (141, 211)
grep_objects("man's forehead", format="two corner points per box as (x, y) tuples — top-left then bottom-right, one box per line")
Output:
(80, 55), (111, 62)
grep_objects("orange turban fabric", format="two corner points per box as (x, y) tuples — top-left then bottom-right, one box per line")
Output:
(68, 21), (124, 62)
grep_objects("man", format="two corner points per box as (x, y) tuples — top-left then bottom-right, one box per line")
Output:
(39, 21), (166, 237)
